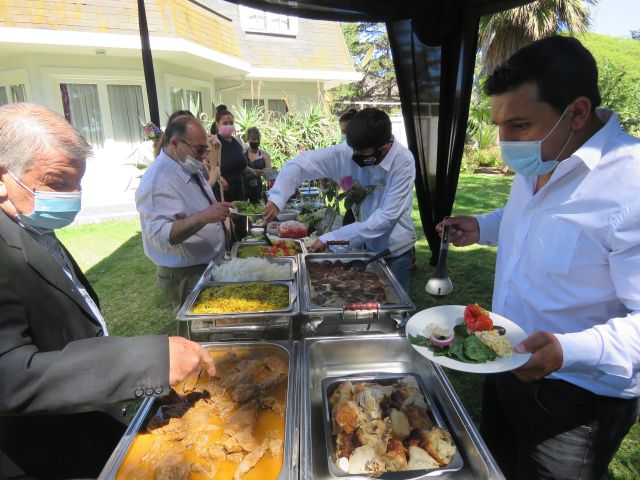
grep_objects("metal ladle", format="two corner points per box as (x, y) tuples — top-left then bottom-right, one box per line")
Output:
(425, 223), (453, 298)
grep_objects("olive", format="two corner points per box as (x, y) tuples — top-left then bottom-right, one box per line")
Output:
(493, 325), (507, 335)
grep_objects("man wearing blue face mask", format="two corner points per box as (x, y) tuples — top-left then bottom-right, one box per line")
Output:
(438, 37), (640, 479)
(263, 108), (417, 291)
(0, 103), (217, 478)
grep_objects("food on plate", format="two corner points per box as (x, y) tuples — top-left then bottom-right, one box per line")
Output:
(191, 283), (289, 314)
(328, 376), (456, 474)
(408, 304), (512, 363)
(116, 349), (288, 480)
(307, 260), (398, 307)
(210, 258), (291, 282)
(277, 220), (308, 239)
(236, 240), (302, 258)
(463, 303), (493, 332)
(234, 200), (265, 215)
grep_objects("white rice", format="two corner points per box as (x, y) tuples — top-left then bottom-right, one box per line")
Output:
(210, 257), (291, 282)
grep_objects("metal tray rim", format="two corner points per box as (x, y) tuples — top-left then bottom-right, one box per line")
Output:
(320, 372), (464, 479)
(203, 256), (297, 283)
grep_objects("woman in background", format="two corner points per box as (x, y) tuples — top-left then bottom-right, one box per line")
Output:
(215, 104), (248, 238)
(243, 127), (272, 203)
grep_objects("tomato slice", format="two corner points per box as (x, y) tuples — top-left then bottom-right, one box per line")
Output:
(464, 303), (493, 332)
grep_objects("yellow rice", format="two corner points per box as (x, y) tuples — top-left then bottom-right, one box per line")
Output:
(191, 283), (289, 314)
(475, 330), (512, 357)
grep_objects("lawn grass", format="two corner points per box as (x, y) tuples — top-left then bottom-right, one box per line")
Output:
(57, 173), (638, 479)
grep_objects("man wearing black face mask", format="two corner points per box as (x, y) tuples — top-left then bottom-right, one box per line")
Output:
(263, 108), (416, 291)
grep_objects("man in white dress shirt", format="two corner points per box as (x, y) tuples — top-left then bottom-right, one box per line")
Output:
(263, 108), (416, 291)
(440, 36), (640, 479)
(136, 116), (233, 304)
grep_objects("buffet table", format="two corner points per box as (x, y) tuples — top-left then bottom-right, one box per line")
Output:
(99, 244), (504, 480)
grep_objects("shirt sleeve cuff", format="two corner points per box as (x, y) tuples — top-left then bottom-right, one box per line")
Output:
(476, 213), (498, 246)
(554, 331), (601, 372)
(267, 193), (286, 211)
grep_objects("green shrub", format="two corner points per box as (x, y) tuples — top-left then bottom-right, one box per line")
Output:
(462, 146), (503, 173)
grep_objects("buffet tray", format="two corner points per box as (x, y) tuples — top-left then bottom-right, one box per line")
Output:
(202, 256), (297, 283)
(230, 239), (307, 258)
(300, 335), (505, 480)
(321, 373), (463, 478)
(99, 340), (299, 480)
(176, 280), (298, 341)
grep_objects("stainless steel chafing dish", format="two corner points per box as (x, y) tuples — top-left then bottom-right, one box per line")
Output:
(177, 280), (298, 341)
(202, 256), (297, 283)
(99, 340), (299, 480)
(301, 335), (505, 480)
(230, 238), (307, 258)
(297, 253), (415, 336)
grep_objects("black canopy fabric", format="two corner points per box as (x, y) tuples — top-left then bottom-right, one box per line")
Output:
(138, 0), (534, 262)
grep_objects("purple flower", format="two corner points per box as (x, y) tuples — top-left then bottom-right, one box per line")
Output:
(340, 175), (354, 191)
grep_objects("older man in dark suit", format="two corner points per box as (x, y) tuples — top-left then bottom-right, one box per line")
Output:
(0, 103), (216, 479)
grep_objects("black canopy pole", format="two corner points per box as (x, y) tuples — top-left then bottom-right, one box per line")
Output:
(137, 0), (160, 126)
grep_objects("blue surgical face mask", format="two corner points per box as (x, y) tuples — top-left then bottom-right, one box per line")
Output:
(499, 107), (573, 176)
(7, 171), (82, 230)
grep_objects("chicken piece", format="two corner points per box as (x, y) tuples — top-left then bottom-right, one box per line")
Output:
(348, 445), (387, 474)
(258, 395), (276, 409)
(385, 438), (408, 471)
(232, 383), (258, 403)
(191, 461), (216, 478)
(354, 418), (391, 455)
(389, 409), (411, 440)
(264, 354), (288, 376)
(403, 404), (434, 430)
(265, 431), (283, 457)
(195, 443), (226, 460)
(214, 352), (241, 378)
(221, 369), (254, 388)
(223, 430), (258, 453)
(332, 399), (363, 435)
(337, 456), (350, 472)
(149, 418), (189, 442)
(423, 428), (457, 466)
(226, 452), (245, 463)
(329, 381), (354, 409)
(406, 428), (430, 449)
(407, 445), (439, 470)
(357, 385), (386, 420)
(257, 372), (287, 390)
(233, 440), (267, 480)
(235, 359), (266, 374)
(336, 432), (356, 458)
(225, 400), (258, 436)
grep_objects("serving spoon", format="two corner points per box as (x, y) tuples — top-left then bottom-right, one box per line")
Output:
(425, 223), (453, 298)
(343, 237), (416, 272)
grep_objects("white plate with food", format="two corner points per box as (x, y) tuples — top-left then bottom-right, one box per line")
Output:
(405, 305), (531, 373)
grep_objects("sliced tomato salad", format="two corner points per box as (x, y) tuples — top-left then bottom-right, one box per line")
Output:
(463, 303), (493, 332)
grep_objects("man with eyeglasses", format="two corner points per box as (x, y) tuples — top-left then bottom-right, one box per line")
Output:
(136, 115), (234, 305)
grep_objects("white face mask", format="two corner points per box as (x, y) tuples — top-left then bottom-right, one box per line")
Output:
(178, 143), (203, 175)
(499, 106), (573, 177)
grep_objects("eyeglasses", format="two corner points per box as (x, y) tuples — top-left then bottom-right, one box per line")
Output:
(179, 139), (209, 157)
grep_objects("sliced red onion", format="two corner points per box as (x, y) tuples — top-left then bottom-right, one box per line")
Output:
(429, 334), (455, 347)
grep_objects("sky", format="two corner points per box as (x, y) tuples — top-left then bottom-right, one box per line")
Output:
(589, 0), (640, 38)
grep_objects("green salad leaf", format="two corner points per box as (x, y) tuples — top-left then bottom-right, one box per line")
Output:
(409, 323), (499, 364)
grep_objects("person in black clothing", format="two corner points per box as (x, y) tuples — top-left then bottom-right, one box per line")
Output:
(243, 127), (272, 203)
(214, 105), (248, 239)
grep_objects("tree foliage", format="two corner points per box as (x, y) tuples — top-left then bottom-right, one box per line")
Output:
(479, 0), (598, 74)
(331, 22), (397, 103)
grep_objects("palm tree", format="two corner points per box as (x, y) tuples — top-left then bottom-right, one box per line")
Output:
(479, 0), (599, 74)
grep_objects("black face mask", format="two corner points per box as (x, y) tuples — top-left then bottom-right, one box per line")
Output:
(352, 148), (385, 168)
(249, 141), (260, 150)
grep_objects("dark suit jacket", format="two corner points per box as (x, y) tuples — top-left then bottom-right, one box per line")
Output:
(0, 211), (170, 479)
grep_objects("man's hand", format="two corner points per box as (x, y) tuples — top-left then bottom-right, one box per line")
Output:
(263, 201), (280, 223)
(168, 336), (216, 386)
(436, 215), (480, 247)
(199, 202), (233, 224)
(512, 331), (563, 382)
(308, 239), (326, 253)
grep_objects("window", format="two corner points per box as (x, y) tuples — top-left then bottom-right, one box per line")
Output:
(0, 84), (26, 106)
(107, 85), (146, 145)
(242, 98), (288, 118)
(170, 87), (203, 117)
(239, 6), (298, 36)
(60, 83), (105, 148)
